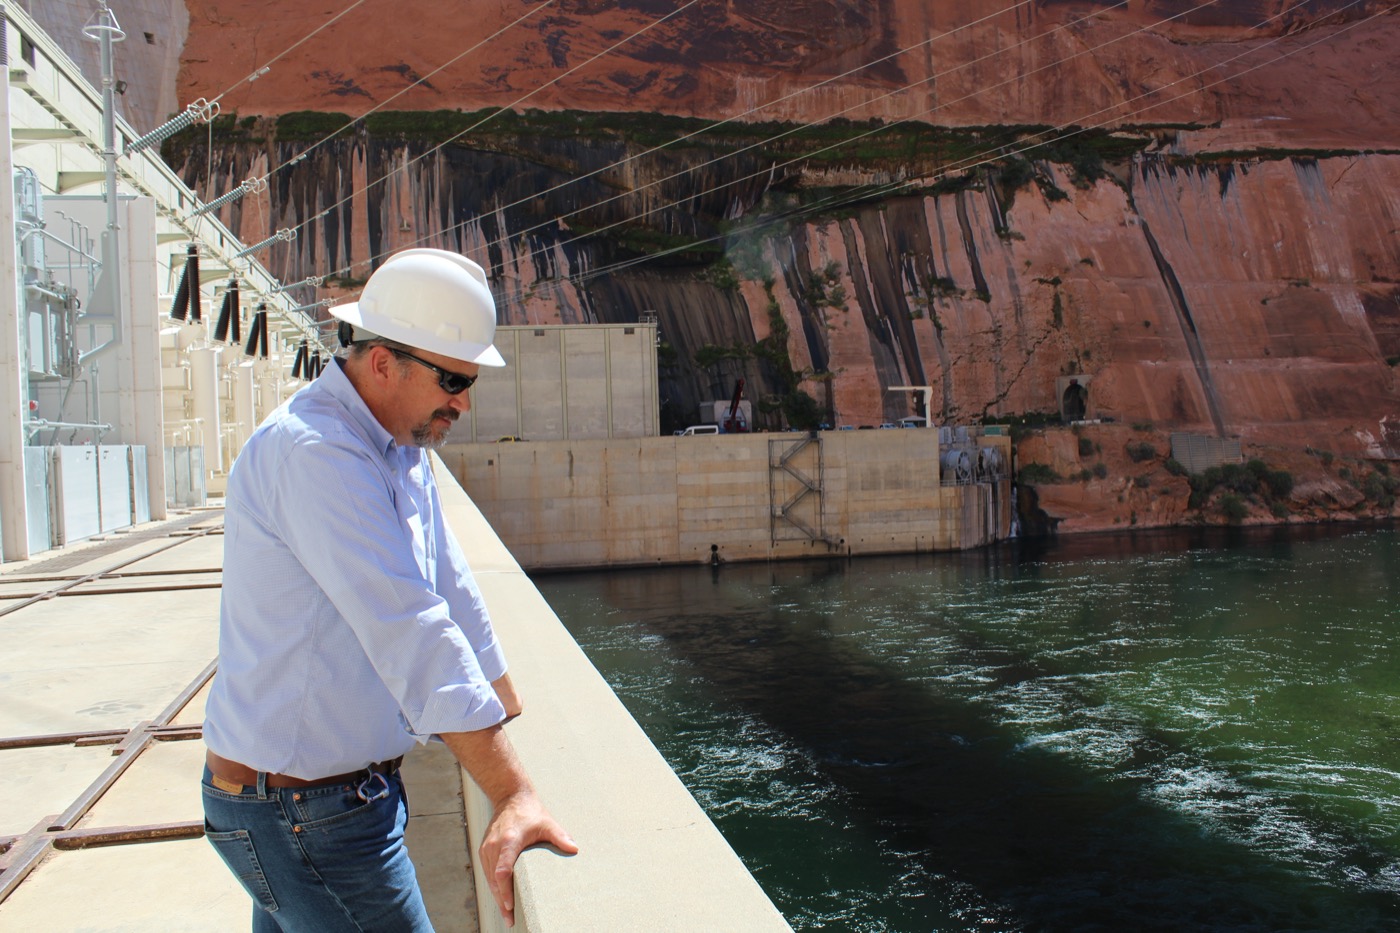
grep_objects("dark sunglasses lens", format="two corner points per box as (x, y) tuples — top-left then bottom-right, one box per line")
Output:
(441, 372), (475, 394)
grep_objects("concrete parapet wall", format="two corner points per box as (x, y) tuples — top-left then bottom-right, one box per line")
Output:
(431, 455), (793, 933)
(441, 431), (1009, 571)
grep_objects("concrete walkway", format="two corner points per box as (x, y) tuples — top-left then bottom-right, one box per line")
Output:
(0, 510), (480, 931)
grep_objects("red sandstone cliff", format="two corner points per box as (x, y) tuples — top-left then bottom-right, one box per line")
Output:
(163, 1), (1400, 534)
(179, 1), (1400, 152)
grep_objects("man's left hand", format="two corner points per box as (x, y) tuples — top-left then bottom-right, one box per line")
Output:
(481, 789), (578, 927)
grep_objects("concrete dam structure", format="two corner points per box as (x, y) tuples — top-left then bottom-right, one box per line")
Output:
(441, 429), (1014, 572)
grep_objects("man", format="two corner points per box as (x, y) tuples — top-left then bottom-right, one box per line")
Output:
(202, 248), (576, 931)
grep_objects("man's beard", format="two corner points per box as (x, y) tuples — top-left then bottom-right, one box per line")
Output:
(410, 408), (459, 449)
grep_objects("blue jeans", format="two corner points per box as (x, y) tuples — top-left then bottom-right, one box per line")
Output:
(201, 766), (433, 932)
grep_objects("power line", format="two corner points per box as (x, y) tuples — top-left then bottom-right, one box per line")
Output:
(561, 0), (1388, 288)
(267, 0), (705, 262)
(189, 0), (534, 254)
(200, 0), (1387, 311)
(272, 0), (1061, 283)
(197, 0), (1126, 290)
(324, 0), (1114, 281)
(256, 0), (564, 185)
(473, 0), (1231, 282)
(321, 0), (1057, 275)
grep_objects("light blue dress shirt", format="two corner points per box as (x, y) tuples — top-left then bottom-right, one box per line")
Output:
(204, 358), (506, 779)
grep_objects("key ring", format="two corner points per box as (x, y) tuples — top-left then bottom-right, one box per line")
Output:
(355, 771), (391, 802)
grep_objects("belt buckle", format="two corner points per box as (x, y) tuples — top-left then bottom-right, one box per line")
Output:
(355, 771), (391, 802)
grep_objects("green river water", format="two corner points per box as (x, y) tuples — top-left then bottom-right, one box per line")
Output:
(535, 523), (1400, 932)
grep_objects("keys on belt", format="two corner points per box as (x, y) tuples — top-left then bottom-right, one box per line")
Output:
(206, 750), (403, 800)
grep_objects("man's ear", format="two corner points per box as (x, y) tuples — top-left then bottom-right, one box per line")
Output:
(365, 345), (401, 389)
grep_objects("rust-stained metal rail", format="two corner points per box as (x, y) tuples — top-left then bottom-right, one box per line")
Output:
(0, 581), (223, 598)
(0, 524), (222, 620)
(48, 658), (217, 830)
(0, 566), (223, 584)
(0, 723), (202, 751)
(0, 816), (60, 903)
(0, 659), (218, 905)
(50, 820), (204, 850)
(0, 817), (205, 902)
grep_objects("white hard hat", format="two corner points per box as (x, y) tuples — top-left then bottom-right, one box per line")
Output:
(330, 249), (505, 367)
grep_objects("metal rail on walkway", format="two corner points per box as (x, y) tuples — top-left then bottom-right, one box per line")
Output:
(0, 524), (222, 619)
(0, 524), (221, 905)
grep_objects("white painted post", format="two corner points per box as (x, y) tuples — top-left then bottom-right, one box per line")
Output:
(188, 346), (223, 474)
(0, 58), (30, 561)
(120, 197), (168, 519)
(232, 360), (255, 451)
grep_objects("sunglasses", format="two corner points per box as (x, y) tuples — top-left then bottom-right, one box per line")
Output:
(390, 349), (478, 394)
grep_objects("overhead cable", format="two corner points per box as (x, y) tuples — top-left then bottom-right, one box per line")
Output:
(483, 0), (1252, 280)
(228, 0), (1383, 302)
(330, 0), (1159, 280)
(564, 0), (1388, 287)
(399, 0), (1059, 265)
(276, 0), (705, 264)
(320, 0), (1059, 281)
(258, 0), (563, 184)
(460, 0), (1152, 277)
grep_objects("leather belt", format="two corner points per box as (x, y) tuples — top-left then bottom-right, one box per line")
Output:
(206, 750), (403, 792)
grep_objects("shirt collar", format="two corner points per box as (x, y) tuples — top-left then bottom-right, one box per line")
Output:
(320, 357), (398, 457)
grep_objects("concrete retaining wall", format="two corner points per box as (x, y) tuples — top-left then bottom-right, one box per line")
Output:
(433, 455), (793, 933)
(440, 431), (1012, 571)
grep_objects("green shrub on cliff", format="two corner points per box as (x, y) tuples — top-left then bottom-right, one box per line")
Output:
(694, 344), (748, 369)
(1018, 463), (1062, 485)
(1264, 468), (1294, 499)
(1126, 441), (1158, 463)
(1187, 460), (1293, 514)
(1362, 471), (1400, 507)
(702, 259), (740, 291)
(276, 111), (354, 141)
(1219, 493), (1249, 524)
(782, 390), (823, 431)
(803, 262), (846, 310)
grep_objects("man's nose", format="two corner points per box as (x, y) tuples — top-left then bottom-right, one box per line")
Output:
(447, 391), (472, 414)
